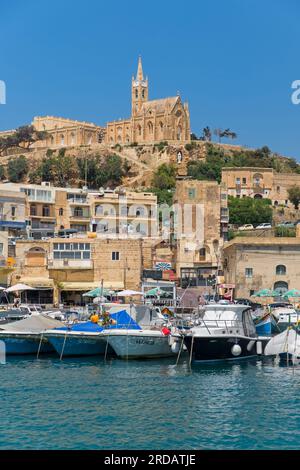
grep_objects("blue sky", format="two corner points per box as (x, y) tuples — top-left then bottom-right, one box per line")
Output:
(1, 0), (300, 157)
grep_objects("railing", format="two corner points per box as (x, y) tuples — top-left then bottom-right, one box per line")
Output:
(48, 259), (93, 269)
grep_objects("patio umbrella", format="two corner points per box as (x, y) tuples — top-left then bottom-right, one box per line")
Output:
(252, 288), (279, 298)
(282, 289), (300, 298)
(82, 287), (112, 298)
(5, 283), (36, 293)
(116, 290), (144, 297)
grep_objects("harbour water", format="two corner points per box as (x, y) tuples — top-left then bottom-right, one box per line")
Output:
(1, 356), (300, 450)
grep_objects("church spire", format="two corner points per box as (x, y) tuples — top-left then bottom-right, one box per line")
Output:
(136, 55), (144, 81)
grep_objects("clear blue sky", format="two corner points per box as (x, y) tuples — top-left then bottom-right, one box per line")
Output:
(1, 0), (300, 158)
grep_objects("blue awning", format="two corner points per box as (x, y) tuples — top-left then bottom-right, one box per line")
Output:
(0, 221), (26, 229)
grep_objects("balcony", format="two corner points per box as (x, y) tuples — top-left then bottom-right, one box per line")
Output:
(67, 198), (88, 205)
(48, 259), (93, 270)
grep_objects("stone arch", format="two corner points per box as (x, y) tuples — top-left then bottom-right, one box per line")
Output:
(147, 121), (153, 134)
(274, 281), (288, 295)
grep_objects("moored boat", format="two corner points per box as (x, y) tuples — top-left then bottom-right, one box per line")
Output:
(180, 304), (270, 364)
(0, 314), (64, 355)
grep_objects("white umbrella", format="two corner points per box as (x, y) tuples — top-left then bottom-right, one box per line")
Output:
(116, 290), (144, 297)
(5, 283), (36, 293)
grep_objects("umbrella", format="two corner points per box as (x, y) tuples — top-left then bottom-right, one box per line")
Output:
(82, 287), (112, 298)
(282, 289), (300, 298)
(116, 290), (144, 297)
(93, 296), (108, 303)
(145, 287), (165, 297)
(5, 283), (36, 293)
(252, 288), (279, 298)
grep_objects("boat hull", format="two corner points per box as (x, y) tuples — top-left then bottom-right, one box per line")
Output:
(0, 334), (53, 355)
(184, 335), (267, 363)
(46, 333), (108, 357)
(106, 332), (174, 359)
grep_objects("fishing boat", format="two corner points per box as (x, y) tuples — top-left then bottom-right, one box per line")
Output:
(102, 305), (175, 359)
(44, 309), (142, 358)
(253, 312), (280, 335)
(264, 327), (300, 364)
(0, 314), (64, 355)
(179, 304), (270, 364)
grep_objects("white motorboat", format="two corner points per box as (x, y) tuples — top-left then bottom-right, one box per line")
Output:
(178, 304), (270, 364)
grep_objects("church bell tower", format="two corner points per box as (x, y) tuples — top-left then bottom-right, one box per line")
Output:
(132, 56), (148, 116)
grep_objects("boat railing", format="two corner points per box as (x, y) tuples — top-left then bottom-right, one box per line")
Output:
(195, 319), (244, 335)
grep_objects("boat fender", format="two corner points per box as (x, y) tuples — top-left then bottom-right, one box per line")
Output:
(162, 327), (171, 336)
(231, 344), (242, 356)
(256, 341), (262, 355)
(171, 341), (180, 354)
(247, 340), (256, 352)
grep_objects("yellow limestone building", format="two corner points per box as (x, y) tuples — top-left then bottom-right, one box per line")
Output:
(106, 57), (191, 145)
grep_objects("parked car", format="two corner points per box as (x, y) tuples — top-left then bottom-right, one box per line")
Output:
(238, 224), (254, 231)
(256, 223), (272, 230)
(276, 221), (295, 228)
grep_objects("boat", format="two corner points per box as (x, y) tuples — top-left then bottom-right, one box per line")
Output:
(44, 309), (142, 358)
(179, 304), (270, 363)
(253, 312), (280, 335)
(0, 314), (64, 355)
(273, 308), (300, 332)
(264, 327), (300, 365)
(102, 306), (175, 359)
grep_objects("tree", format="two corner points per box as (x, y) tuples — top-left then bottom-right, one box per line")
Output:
(288, 185), (300, 209)
(0, 125), (48, 155)
(214, 128), (237, 143)
(190, 133), (198, 141)
(7, 155), (28, 182)
(228, 196), (273, 226)
(151, 163), (176, 190)
(202, 126), (212, 141)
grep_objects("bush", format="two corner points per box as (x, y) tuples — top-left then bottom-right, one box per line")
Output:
(228, 196), (273, 226)
(275, 226), (296, 237)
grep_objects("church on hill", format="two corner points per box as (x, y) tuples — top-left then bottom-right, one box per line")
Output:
(106, 57), (191, 145)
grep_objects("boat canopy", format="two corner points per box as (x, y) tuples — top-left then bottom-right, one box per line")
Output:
(202, 305), (250, 321)
(264, 328), (300, 356)
(0, 314), (64, 333)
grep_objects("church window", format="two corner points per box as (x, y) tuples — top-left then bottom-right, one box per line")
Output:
(148, 121), (153, 134)
(142, 89), (145, 98)
(137, 125), (142, 136)
(159, 122), (164, 133)
(70, 133), (75, 145)
(60, 134), (65, 146)
(135, 89), (138, 99)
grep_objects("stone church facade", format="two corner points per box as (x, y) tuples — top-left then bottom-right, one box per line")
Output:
(106, 57), (191, 145)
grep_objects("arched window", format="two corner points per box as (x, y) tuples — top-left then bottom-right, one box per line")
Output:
(95, 205), (104, 216)
(135, 89), (138, 99)
(199, 248), (206, 258)
(126, 135), (130, 143)
(276, 265), (286, 275)
(60, 134), (65, 146)
(142, 89), (145, 98)
(137, 124), (142, 136)
(274, 201), (278, 206)
(70, 133), (76, 145)
(148, 121), (153, 134)
(136, 206), (145, 217)
(59, 208), (64, 216)
(274, 281), (288, 295)
(177, 125), (182, 140)
(159, 121), (164, 133)
(253, 173), (263, 186)
(87, 134), (92, 145)
(50, 135), (54, 145)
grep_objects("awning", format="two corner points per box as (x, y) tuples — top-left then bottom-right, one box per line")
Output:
(0, 221), (26, 229)
(60, 281), (124, 291)
(19, 278), (54, 289)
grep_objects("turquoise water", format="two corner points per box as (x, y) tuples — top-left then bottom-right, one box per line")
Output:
(0, 356), (300, 449)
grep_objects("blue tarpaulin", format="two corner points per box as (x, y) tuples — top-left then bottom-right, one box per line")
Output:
(55, 309), (141, 331)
